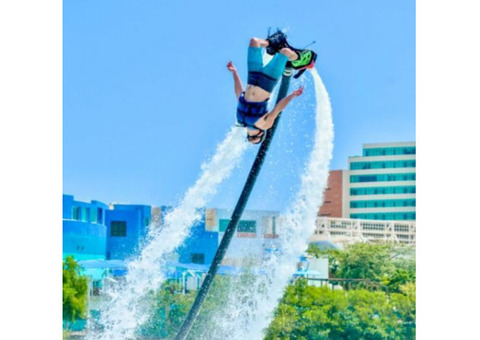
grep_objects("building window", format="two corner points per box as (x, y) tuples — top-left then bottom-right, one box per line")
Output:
(350, 199), (416, 209)
(219, 219), (230, 232)
(363, 146), (416, 157)
(80, 207), (88, 222)
(238, 220), (256, 233)
(219, 219), (256, 233)
(350, 186), (416, 196)
(350, 160), (416, 170)
(350, 212), (416, 221)
(97, 208), (103, 224)
(72, 206), (80, 220)
(91, 208), (97, 223)
(350, 173), (416, 183)
(85, 207), (91, 222)
(191, 253), (205, 264)
(111, 221), (127, 237)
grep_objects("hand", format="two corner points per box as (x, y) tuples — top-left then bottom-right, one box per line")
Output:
(291, 86), (304, 97)
(227, 61), (237, 73)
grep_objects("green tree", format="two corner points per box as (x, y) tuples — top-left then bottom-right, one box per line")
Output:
(140, 280), (195, 338)
(383, 267), (416, 293)
(330, 243), (394, 281)
(63, 256), (88, 327)
(390, 283), (416, 338)
(265, 279), (416, 340)
(139, 275), (233, 339)
(308, 242), (415, 292)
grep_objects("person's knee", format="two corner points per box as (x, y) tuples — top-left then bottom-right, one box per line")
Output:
(249, 37), (261, 47)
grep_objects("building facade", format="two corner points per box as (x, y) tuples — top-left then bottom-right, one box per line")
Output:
(63, 195), (109, 261)
(105, 204), (152, 260)
(203, 208), (281, 266)
(176, 208), (219, 265)
(318, 170), (348, 218)
(318, 142), (416, 222)
(310, 216), (416, 245)
(63, 195), (153, 261)
(347, 142), (416, 221)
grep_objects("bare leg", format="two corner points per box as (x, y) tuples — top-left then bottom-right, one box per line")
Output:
(279, 47), (298, 61)
(249, 37), (269, 48)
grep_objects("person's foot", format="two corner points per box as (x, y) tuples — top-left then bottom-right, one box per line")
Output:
(290, 49), (316, 69)
(266, 30), (288, 55)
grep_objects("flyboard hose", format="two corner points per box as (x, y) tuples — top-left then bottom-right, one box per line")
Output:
(174, 67), (294, 340)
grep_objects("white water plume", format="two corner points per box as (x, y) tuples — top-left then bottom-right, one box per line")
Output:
(208, 68), (334, 339)
(90, 127), (248, 340)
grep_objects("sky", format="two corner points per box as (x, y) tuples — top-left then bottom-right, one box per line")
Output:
(63, 0), (415, 210)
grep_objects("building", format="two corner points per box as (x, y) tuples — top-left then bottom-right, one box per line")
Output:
(294, 252), (330, 286)
(313, 142), (417, 245)
(172, 207), (327, 290)
(173, 207), (283, 267)
(318, 170), (348, 218)
(310, 217), (416, 245)
(105, 204), (151, 260)
(347, 142), (416, 221)
(63, 195), (109, 261)
(63, 194), (153, 262)
(63, 195), (283, 266)
(64, 194), (331, 298)
(176, 208), (219, 265)
(318, 142), (416, 222)
(207, 208), (282, 267)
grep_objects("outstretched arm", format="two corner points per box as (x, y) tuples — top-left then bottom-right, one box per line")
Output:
(255, 87), (304, 130)
(227, 61), (244, 99)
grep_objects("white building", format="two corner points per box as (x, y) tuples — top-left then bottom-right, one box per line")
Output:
(205, 208), (281, 266)
(310, 216), (416, 246)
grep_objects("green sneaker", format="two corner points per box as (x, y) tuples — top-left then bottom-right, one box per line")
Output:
(291, 49), (317, 70)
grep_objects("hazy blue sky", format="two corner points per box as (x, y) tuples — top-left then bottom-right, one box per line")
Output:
(63, 0), (415, 211)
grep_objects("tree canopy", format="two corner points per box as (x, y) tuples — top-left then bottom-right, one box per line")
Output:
(265, 279), (416, 340)
(63, 256), (88, 323)
(307, 242), (416, 293)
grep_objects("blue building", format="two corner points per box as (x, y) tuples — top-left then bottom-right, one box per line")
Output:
(105, 204), (151, 260)
(176, 209), (218, 265)
(63, 195), (109, 261)
(63, 195), (153, 261)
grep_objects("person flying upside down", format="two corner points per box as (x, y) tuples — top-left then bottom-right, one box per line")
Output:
(227, 30), (316, 144)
